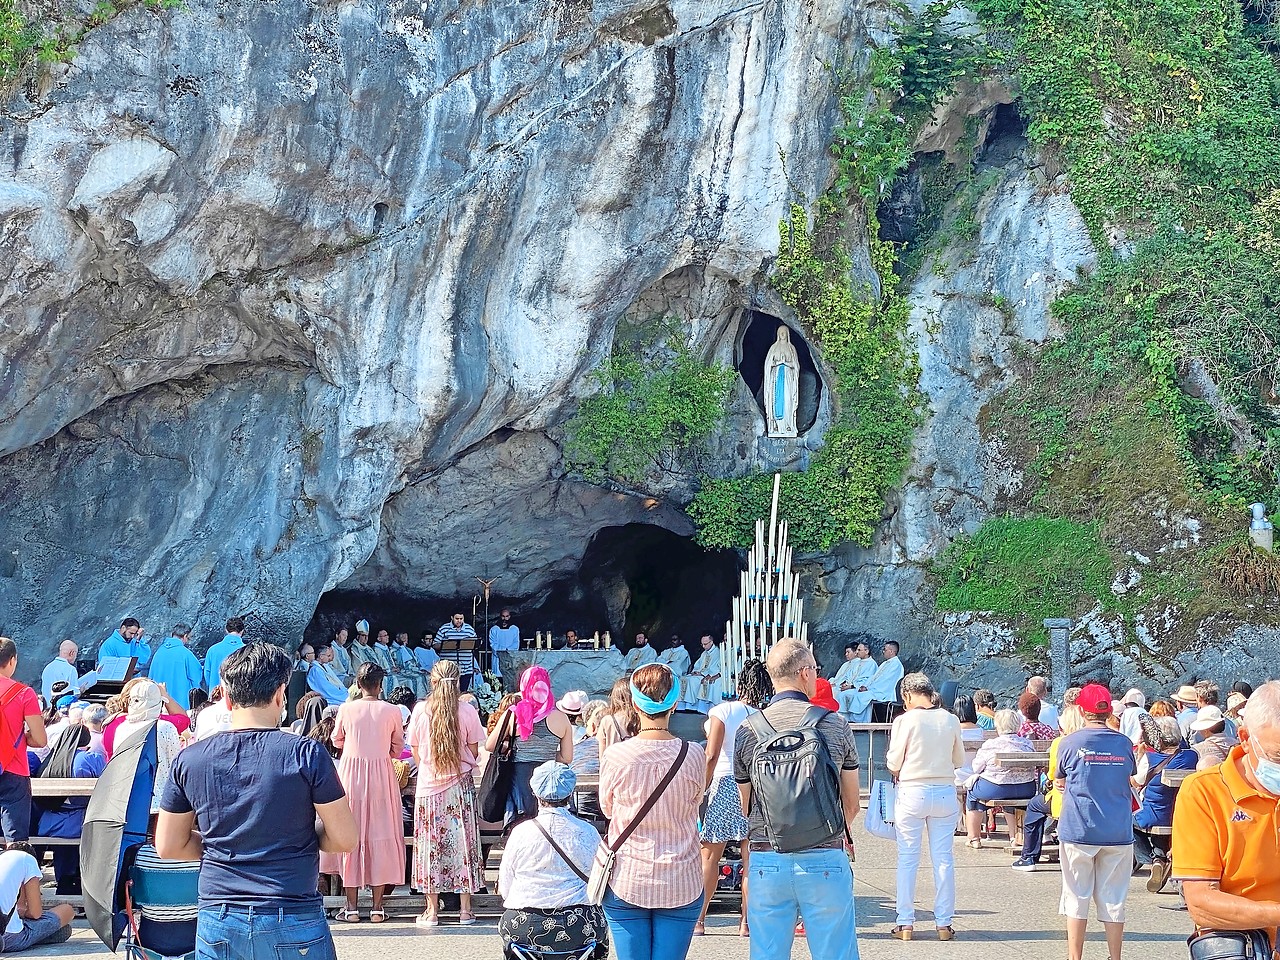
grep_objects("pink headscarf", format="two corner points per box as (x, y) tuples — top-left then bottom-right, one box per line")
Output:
(513, 666), (555, 741)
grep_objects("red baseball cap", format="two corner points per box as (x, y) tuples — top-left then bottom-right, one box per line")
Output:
(1077, 683), (1113, 714)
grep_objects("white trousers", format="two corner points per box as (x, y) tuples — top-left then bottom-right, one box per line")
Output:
(894, 783), (959, 927)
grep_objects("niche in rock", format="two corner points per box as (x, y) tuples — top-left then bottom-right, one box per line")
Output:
(736, 311), (821, 436)
(303, 525), (738, 666)
(977, 102), (1028, 167)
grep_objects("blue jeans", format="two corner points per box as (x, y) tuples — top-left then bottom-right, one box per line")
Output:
(196, 904), (336, 960)
(747, 848), (859, 960)
(0, 771), (31, 842)
(601, 888), (700, 960)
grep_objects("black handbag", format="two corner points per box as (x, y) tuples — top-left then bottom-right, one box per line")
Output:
(1187, 929), (1273, 960)
(478, 708), (517, 823)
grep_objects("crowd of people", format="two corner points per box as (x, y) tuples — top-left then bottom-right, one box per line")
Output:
(2, 615), (1279, 960)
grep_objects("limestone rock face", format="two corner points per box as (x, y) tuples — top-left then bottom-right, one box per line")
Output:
(804, 148), (1099, 684)
(0, 0), (861, 672)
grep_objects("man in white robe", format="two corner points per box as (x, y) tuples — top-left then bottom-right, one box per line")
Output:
(656, 637), (691, 702)
(844, 640), (904, 722)
(680, 635), (723, 713)
(624, 632), (657, 673)
(831, 640), (878, 719)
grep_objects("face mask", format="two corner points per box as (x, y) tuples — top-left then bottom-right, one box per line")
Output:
(1252, 746), (1280, 796)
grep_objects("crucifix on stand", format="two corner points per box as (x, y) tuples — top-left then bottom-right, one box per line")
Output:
(476, 574), (498, 675)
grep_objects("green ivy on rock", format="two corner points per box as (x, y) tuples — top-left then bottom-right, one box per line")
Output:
(563, 322), (734, 485)
(689, 3), (980, 551)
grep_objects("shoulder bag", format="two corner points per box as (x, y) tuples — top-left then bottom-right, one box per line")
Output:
(586, 739), (690, 905)
(1187, 928), (1272, 960)
(478, 708), (517, 823)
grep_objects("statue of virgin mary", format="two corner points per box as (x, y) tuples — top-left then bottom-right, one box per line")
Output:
(764, 325), (800, 438)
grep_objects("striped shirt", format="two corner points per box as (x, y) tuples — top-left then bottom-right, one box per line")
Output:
(435, 622), (478, 675)
(599, 736), (705, 909)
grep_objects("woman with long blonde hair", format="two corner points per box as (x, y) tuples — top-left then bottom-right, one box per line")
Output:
(406, 659), (487, 926)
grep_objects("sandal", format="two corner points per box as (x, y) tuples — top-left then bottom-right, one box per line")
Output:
(369, 910), (386, 924)
(967, 839), (983, 849)
(938, 926), (956, 941)
(458, 912), (477, 926)
(414, 913), (440, 928)
(891, 925), (913, 941)
(692, 922), (706, 936)
(739, 920), (750, 938)
(337, 908), (361, 923)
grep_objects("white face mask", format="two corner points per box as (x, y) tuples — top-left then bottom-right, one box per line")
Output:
(1249, 741), (1280, 796)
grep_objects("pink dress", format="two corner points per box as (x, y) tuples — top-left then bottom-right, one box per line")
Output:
(319, 698), (406, 888)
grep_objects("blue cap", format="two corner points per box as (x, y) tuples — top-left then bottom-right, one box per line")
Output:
(529, 761), (577, 801)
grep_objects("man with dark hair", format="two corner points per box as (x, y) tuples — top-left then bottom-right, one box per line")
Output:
(0, 640), (44, 843)
(97, 616), (152, 674)
(148, 624), (203, 713)
(0, 841), (73, 951)
(435, 612), (478, 692)
(157, 643), (357, 960)
(489, 608), (520, 689)
(202, 616), (246, 693)
(845, 640), (903, 723)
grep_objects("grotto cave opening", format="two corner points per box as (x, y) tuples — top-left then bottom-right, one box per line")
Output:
(304, 524), (738, 667)
(736, 310), (821, 435)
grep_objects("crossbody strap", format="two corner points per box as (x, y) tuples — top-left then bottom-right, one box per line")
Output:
(606, 740), (690, 853)
(533, 820), (589, 882)
(1138, 752), (1178, 792)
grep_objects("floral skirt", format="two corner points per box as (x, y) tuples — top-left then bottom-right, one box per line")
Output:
(700, 775), (749, 843)
(412, 779), (485, 894)
(499, 904), (609, 960)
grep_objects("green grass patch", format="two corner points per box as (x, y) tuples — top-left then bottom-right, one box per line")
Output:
(934, 517), (1116, 645)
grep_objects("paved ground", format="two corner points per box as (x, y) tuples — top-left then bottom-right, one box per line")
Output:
(43, 824), (1190, 959)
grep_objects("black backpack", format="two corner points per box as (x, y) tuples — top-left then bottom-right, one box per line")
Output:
(746, 705), (848, 853)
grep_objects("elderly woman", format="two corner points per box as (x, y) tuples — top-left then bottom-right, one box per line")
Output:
(486, 666), (574, 826)
(112, 680), (182, 813)
(886, 672), (966, 942)
(498, 761), (608, 960)
(964, 708), (1038, 848)
(1132, 714), (1197, 893)
(1017, 692), (1059, 741)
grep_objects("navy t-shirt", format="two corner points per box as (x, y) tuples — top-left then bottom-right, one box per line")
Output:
(159, 729), (345, 907)
(1054, 726), (1137, 846)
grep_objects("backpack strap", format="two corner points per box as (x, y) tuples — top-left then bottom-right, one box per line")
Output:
(604, 740), (690, 854)
(799, 704), (833, 728)
(532, 819), (589, 883)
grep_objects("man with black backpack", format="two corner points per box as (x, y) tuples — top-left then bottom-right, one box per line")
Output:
(734, 637), (862, 960)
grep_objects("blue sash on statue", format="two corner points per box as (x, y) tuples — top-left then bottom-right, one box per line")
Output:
(774, 366), (787, 420)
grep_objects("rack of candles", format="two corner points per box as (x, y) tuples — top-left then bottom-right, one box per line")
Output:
(723, 473), (809, 694)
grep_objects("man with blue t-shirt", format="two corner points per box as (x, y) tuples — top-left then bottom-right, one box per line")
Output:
(1053, 683), (1137, 960)
(157, 642), (356, 960)
(489, 609), (521, 689)
(97, 617), (152, 675)
(147, 625), (204, 711)
(202, 617), (245, 692)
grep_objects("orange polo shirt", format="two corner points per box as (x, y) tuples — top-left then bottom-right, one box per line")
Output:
(1172, 744), (1280, 938)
